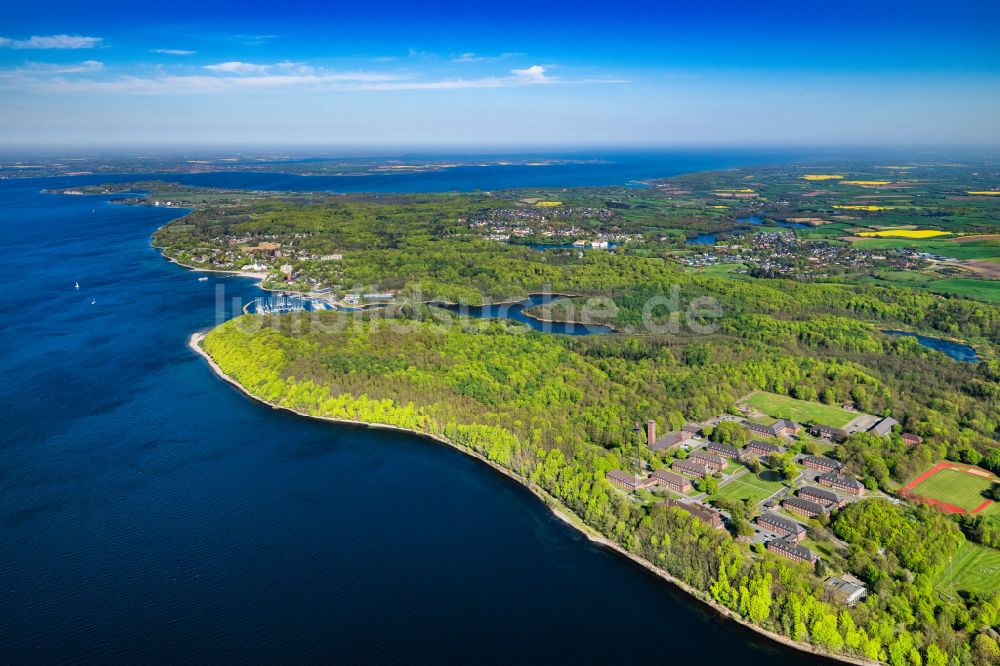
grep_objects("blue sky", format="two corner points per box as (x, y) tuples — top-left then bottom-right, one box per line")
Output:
(2, 0), (999, 148)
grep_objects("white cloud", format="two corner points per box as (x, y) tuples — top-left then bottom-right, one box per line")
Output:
(151, 49), (195, 56)
(204, 61), (272, 74)
(451, 52), (516, 63)
(512, 65), (549, 83)
(0, 35), (102, 49)
(21, 60), (104, 74)
(0, 59), (624, 94)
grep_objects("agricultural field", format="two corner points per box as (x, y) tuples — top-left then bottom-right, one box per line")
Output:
(856, 229), (952, 239)
(904, 463), (997, 513)
(744, 391), (856, 428)
(712, 471), (785, 504)
(924, 278), (1000, 304)
(934, 541), (1000, 596)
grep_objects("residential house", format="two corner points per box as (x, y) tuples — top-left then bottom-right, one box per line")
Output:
(743, 439), (785, 458)
(798, 486), (842, 509)
(756, 512), (807, 541)
(706, 441), (740, 458)
(689, 450), (727, 473)
(662, 499), (724, 529)
(901, 432), (923, 445)
(810, 423), (848, 443)
(749, 419), (800, 438)
(801, 455), (843, 474)
(606, 469), (639, 491)
(818, 472), (865, 496)
(672, 459), (710, 479)
(652, 469), (693, 494)
(768, 538), (819, 565)
(783, 496), (826, 519)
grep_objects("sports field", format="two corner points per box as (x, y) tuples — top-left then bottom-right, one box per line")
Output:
(902, 462), (997, 514)
(935, 541), (1000, 595)
(744, 391), (856, 428)
(911, 469), (993, 511)
(713, 471), (785, 504)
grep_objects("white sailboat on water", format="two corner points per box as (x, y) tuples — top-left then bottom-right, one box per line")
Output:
(74, 281), (80, 289)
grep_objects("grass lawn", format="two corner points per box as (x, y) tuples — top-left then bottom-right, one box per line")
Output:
(911, 468), (995, 511)
(693, 263), (743, 276)
(723, 458), (746, 475)
(713, 472), (785, 504)
(744, 391), (856, 428)
(935, 541), (1000, 596)
(801, 538), (839, 559)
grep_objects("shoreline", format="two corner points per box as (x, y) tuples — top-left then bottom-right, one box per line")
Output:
(188, 329), (875, 666)
(164, 248), (619, 330)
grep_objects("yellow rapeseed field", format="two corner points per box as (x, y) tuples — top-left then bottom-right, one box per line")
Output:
(856, 230), (949, 239)
(967, 191), (1000, 196)
(535, 201), (563, 207)
(840, 180), (891, 186)
(833, 205), (895, 211)
(801, 174), (844, 181)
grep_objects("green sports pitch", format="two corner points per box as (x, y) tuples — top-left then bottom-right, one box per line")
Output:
(935, 541), (1000, 596)
(743, 391), (856, 428)
(911, 468), (995, 512)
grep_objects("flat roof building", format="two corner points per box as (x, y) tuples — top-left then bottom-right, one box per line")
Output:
(825, 577), (868, 605)
(868, 416), (899, 437)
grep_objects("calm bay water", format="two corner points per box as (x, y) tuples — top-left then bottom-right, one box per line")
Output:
(0, 159), (832, 664)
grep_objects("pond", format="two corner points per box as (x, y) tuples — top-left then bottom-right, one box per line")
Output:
(884, 330), (978, 363)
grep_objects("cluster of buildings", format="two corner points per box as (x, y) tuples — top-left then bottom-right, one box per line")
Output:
(603, 411), (886, 577)
(677, 229), (925, 278)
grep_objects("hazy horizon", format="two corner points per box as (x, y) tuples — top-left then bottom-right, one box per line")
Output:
(2, 0), (999, 148)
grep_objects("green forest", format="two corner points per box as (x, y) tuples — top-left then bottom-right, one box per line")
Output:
(201, 304), (1000, 666)
(154, 167), (1000, 666)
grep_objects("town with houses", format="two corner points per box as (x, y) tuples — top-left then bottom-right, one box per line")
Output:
(603, 398), (914, 607)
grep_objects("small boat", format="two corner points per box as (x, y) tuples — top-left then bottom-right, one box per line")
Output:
(74, 282), (80, 289)
(91, 298), (96, 305)
(198, 277), (209, 282)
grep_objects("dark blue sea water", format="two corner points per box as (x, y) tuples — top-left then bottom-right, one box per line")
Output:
(884, 330), (979, 363)
(0, 165), (832, 663)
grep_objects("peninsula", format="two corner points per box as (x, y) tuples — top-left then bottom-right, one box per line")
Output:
(149, 161), (1000, 666)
